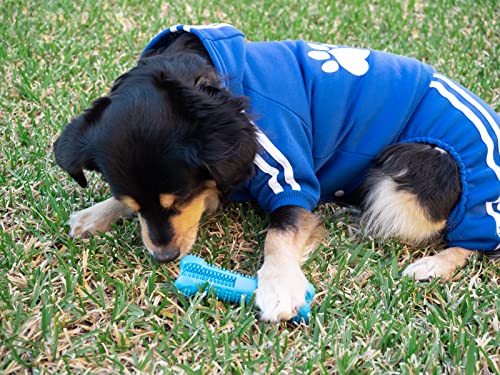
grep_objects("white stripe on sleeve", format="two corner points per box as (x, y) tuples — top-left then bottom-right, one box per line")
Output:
(253, 154), (284, 194)
(255, 130), (301, 191)
(433, 73), (500, 150)
(485, 199), (500, 247)
(430, 80), (500, 180)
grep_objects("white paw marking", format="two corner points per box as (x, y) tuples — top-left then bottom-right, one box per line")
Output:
(402, 256), (457, 280)
(69, 209), (106, 238)
(255, 258), (307, 322)
(68, 201), (118, 238)
(307, 42), (370, 76)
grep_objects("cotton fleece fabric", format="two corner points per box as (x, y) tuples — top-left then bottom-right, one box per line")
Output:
(142, 23), (500, 251)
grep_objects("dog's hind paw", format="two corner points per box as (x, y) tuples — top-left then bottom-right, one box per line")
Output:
(402, 257), (445, 280)
(402, 247), (475, 281)
(255, 256), (308, 322)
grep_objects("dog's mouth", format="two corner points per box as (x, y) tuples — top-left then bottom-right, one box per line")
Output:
(142, 239), (194, 263)
(149, 248), (181, 263)
(135, 185), (220, 263)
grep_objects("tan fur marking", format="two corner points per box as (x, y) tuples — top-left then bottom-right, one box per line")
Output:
(159, 193), (176, 209)
(171, 192), (210, 255)
(264, 209), (326, 262)
(203, 181), (220, 213)
(139, 182), (219, 257)
(397, 189), (447, 237)
(362, 177), (446, 244)
(121, 196), (141, 212)
(139, 214), (155, 251)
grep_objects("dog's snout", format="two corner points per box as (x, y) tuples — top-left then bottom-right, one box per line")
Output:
(148, 226), (172, 248)
(152, 248), (180, 263)
(138, 214), (180, 261)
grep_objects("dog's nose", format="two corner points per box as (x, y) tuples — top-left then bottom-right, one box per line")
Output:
(152, 248), (180, 263)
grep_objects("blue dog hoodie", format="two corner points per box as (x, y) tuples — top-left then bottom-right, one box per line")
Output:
(142, 24), (500, 251)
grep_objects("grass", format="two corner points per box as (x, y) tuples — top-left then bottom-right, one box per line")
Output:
(0, 0), (499, 373)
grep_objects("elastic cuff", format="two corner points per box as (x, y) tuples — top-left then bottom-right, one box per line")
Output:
(266, 191), (318, 212)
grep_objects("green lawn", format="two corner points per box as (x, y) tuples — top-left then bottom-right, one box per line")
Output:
(1, 0), (499, 373)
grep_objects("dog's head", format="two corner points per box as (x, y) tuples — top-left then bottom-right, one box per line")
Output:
(54, 53), (257, 262)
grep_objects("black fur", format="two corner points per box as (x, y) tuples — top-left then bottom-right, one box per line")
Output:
(269, 205), (304, 231)
(53, 96), (112, 187)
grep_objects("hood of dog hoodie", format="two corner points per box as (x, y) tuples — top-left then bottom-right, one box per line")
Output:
(142, 24), (434, 213)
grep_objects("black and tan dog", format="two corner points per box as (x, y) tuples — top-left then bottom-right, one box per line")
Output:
(54, 24), (499, 322)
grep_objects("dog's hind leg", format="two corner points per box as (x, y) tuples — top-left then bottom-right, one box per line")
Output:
(361, 142), (476, 280)
(255, 206), (326, 322)
(68, 197), (134, 238)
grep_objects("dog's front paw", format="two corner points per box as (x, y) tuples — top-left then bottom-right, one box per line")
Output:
(255, 258), (307, 322)
(68, 207), (112, 238)
(68, 199), (130, 238)
(402, 248), (474, 281)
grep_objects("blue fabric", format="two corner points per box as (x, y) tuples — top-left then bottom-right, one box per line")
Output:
(142, 24), (500, 251)
(398, 74), (500, 251)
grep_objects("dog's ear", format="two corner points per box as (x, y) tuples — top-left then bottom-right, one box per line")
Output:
(201, 115), (258, 196)
(53, 97), (111, 188)
(154, 75), (258, 195)
(194, 93), (258, 196)
(194, 73), (221, 96)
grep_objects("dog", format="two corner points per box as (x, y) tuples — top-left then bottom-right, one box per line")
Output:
(54, 23), (499, 322)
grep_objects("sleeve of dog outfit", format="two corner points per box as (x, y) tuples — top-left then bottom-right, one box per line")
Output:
(238, 40), (322, 213)
(244, 104), (320, 213)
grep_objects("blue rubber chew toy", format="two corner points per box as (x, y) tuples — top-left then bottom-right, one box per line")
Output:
(175, 255), (315, 324)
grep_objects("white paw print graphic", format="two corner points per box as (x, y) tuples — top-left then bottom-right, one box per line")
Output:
(307, 42), (371, 76)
